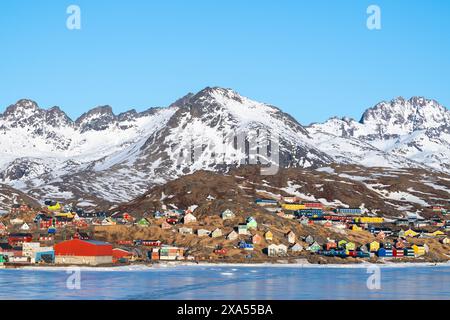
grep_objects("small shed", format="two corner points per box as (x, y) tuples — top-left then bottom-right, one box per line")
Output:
(265, 231), (273, 241)
(246, 217), (258, 230)
(178, 227), (193, 235)
(308, 242), (321, 253)
(20, 223), (30, 231)
(211, 228), (223, 238)
(291, 243), (303, 252)
(183, 213), (197, 224)
(197, 229), (211, 237)
(286, 231), (296, 244)
(304, 235), (314, 245)
(221, 209), (235, 220)
(252, 234), (262, 245)
(227, 230), (238, 241)
(137, 218), (150, 227)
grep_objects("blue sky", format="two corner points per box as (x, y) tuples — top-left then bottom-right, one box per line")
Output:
(0, 0), (449, 124)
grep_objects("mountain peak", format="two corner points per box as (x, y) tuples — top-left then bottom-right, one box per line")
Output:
(2, 99), (40, 117)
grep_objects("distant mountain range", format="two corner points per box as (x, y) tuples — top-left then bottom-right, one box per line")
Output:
(0, 87), (449, 210)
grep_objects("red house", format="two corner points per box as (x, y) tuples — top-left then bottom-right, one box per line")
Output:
(303, 202), (324, 209)
(39, 219), (53, 229)
(112, 248), (133, 263)
(8, 233), (33, 246)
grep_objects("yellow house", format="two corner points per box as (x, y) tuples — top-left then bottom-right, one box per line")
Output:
(412, 244), (426, 256)
(55, 212), (74, 219)
(430, 230), (445, 237)
(369, 241), (380, 252)
(345, 242), (356, 251)
(354, 217), (384, 224)
(48, 202), (62, 211)
(352, 225), (363, 231)
(282, 204), (306, 211)
(338, 240), (347, 248)
(265, 231), (273, 241)
(404, 229), (418, 237)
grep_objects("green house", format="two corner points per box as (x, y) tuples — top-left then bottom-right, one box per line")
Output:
(308, 241), (322, 253)
(345, 242), (356, 251)
(246, 217), (258, 230)
(338, 240), (348, 249)
(137, 218), (150, 227)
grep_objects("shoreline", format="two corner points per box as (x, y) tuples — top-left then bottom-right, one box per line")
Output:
(2, 260), (449, 272)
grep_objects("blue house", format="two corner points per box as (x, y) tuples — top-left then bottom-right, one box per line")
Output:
(238, 241), (254, 251)
(377, 248), (393, 257)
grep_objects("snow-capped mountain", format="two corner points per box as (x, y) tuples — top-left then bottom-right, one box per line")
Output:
(0, 88), (332, 206)
(308, 97), (450, 172)
(0, 89), (449, 208)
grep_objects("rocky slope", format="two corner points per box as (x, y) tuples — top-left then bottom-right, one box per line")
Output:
(117, 165), (450, 219)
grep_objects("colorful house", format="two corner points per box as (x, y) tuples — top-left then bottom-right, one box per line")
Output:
(412, 244), (426, 256)
(227, 230), (238, 241)
(326, 240), (337, 251)
(354, 217), (384, 224)
(352, 224), (363, 231)
(246, 217), (258, 230)
(183, 213), (197, 224)
(404, 229), (419, 238)
(197, 229), (211, 237)
(337, 240), (348, 249)
(238, 224), (248, 235)
(20, 223), (30, 231)
(291, 243), (303, 252)
(287, 231), (296, 244)
(429, 230), (445, 237)
(112, 248), (133, 263)
(369, 241), (380, 252)
(137, 218), (150, 227)
(307, 242), (322, 253)
(178, 227), (193, 235)
(238, 240), (254, 251)
(282, 204), (306, 211)
(305, 235), (314, 245)
(267, 244), (287, 257)
(264, 231), (273, 241)
(252, 234), (262, 245)
(377, 248), (393, 257)
(345, 242), (356, 251)
(211, 228), (223, 238)
(221, 209), (235, 220)
(47, 202), (62, 211)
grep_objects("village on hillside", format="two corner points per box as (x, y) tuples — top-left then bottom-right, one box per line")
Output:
(0, 195), (449, 267)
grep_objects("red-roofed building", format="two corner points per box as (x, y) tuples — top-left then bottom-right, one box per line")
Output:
(54, 239), (113, 266)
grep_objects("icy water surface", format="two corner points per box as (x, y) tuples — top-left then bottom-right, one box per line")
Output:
(0, 265), (449, 300)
